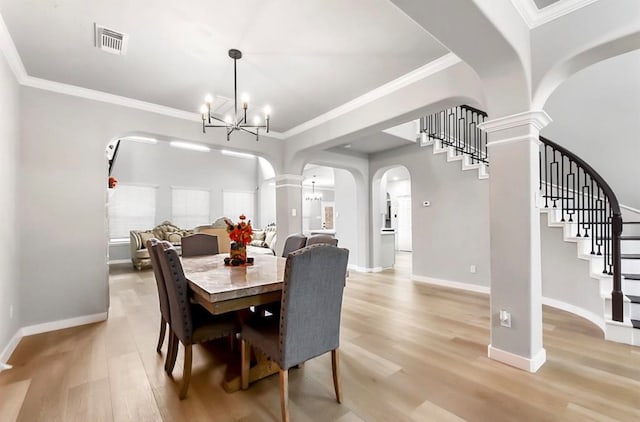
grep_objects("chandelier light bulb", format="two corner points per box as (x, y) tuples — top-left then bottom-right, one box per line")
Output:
(205, 94), (213, 105)
(200, 104), (208, 120)
(241, 93), (250, 108)
(263, 105), (271, 118)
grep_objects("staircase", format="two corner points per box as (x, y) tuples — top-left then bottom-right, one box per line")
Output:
(416, 106), (639, 345)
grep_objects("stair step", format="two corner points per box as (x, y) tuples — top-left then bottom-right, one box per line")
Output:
(628, 295), (640, 304)
(632, 319), (640, 329)
(620, 236), (640, 241)
(624, 273), (640, 280)
(624, 221), (640, 224)
(621, 254), (640, 260)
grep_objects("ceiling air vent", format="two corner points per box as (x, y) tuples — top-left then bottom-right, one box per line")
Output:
(95, 24), (128, 55)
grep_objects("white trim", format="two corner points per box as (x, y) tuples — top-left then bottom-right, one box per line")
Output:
(486, 134), (537, 148)
(0, 362), (12, 372)
(0, 13), (27, 82)
(510, 0), (601, 29)
(1, 312), (107, 366)
(541, 297), (605, 333)
(275, 183), (302, 189)
(488, 345), (546, 372)
(621, 204), (640, 215)
(108, 259), (131, 265)
(348, 264), (383, 273)
(21, 312), (107, 337)
(274, 174), (305, 183)
(0, 330), (22, 367)
(479, 110), (552, 133)
(282, 53), (462, 138)
(411, 274), (491, 294)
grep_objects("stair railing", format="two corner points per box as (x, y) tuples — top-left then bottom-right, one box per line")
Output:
(418, 106), (624, 323)
(419, 105), (488, 165)
(539, 136), (623, 322)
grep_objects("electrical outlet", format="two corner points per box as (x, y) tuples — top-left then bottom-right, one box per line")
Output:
(499, 310), (511, 328)
(9, 304), (13, 320)
(470, 265), (477, 273)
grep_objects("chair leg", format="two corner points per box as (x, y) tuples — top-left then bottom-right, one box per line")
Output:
(156, 317), (167, 353)
(165, 332), (179, 375)
(241, 339), (250, 390)
(331, 349), (342, 404)
(279, 369), (290, 422)
(179, 344), (192, 400)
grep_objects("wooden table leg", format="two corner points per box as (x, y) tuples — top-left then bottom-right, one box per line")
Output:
(223, 349), (280, 393)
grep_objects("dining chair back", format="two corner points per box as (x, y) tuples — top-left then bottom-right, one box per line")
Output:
(241, 244), (349, 421)
(181, 233), (219, 257)
(305, 234), (338, 247)
(146, 238), (171, 354)
(281, 233), (307, 257)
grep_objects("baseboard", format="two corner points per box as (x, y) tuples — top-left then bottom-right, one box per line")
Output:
(0, 329), (22, 368)
(1, 312), (108, 366)
(108, 259), (130, 265)
(20, 312), (108, 337)
(411, 274), (490, 294)
(541, 297), (605, 333)
(348, 265), (383, 273)
(488, 345), (546, 372)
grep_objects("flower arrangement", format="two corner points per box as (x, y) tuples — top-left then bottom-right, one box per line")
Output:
(108, 176), (118, 189)
(224, 214), (253, 245)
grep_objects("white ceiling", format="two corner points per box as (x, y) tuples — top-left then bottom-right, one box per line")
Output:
(0, 0), (448, 133)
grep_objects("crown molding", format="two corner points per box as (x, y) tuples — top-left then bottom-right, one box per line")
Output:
(281, 53), (462, 138)
(510, 0), (601, 29)
(0, 12), (27, 83)
(478, 110), (552, 133)
(2, 9), (456, 142)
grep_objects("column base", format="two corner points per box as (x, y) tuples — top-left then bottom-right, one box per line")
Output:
(488, 345), (546, 372)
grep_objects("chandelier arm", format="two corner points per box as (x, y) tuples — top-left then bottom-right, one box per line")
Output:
(209, 115), (227, 124)
(204, 123), (231, 128)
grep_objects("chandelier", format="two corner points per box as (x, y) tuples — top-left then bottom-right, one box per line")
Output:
(200, 49), (271, 141)
(304, 177), (323, 201)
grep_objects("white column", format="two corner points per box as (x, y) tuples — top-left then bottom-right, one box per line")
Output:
(274, 174), (304, 257)
(479, 111), (552, 373)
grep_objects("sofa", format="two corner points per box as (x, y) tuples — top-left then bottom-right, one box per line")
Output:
(130, 219), (277, 270)
(130, 221), (194, 270)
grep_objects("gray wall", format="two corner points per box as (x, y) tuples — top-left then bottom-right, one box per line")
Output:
(542, 50), (640, 210)
(18, 86), (284, 328)
(0, 51), (20, 358)
(334, 168), (359, 267)
(540, 214), (603, 325)
(370, 144), (491, 286)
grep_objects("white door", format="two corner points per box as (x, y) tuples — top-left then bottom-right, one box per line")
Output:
(396, 196), (412, 251)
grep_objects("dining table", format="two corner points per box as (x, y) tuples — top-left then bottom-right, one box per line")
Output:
(181, 253), (286, 392)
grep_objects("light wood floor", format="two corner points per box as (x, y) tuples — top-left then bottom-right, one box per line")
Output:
(2, 252), (639, 421)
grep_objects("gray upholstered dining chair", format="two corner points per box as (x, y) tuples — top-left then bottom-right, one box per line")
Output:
(305, 234), (338, 247)
(181, 233), (219, 257)
(146, 238), (172, 359)
(241, 244), (349, 422)
(281, 233), (307, 257)
(157, 242), (238, 399)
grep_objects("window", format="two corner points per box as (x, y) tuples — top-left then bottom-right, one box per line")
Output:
(109, 184), (157, 241)
(223, 190), (256, 222)
(172, 188), (211, 228)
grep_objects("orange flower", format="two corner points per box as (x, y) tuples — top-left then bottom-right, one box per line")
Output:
(108, 176), (118, 189)
(225, 215), (253, 244)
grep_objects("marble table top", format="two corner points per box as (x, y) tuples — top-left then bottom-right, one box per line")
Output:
(182, 254), (286, 303)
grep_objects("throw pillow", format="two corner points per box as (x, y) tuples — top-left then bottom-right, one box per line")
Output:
(250, 239), (268, 248)
(264, 230), (276, 249)
(253, 230), (266, 241)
